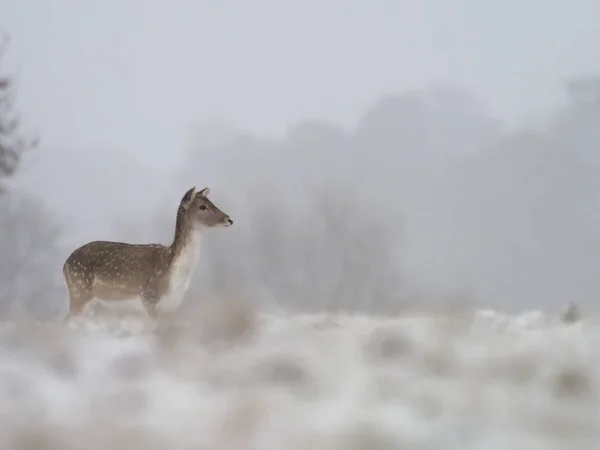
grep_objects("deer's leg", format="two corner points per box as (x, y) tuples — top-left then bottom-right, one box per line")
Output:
(63, 275), (93, 322)
(142, 297), (159, 319)
(63, 292), (93, 322)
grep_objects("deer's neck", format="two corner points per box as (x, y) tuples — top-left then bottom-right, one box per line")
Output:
(163, 211), (203, 306)
(169, 211), (203, 263)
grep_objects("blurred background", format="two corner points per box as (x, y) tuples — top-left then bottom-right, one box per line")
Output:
(1, 0), (600, 319)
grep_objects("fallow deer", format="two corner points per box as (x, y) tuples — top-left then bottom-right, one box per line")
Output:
(62, 186), (233, 321)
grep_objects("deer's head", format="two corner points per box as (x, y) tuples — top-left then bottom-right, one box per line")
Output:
(179, 186), (233, 229)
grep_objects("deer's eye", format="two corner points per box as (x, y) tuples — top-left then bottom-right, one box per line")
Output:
(199, 204), (207, 211)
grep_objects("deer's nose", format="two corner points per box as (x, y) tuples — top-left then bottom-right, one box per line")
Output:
(226, 217), (233, 225)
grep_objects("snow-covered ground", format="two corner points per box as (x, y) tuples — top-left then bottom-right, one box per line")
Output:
(0, 302), (598, 449)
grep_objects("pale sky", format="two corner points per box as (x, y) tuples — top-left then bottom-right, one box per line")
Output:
(2, 0), (599, 170)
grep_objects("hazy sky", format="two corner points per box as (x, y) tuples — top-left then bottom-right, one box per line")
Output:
(2, 0), (599, 169)
(2, 0), (600, 311)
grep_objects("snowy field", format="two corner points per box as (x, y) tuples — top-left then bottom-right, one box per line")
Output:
(0, 302), (598, 450)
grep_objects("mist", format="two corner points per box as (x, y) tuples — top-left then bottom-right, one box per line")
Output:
(2, 0), (600, 317)
(5, 3), (600, 449)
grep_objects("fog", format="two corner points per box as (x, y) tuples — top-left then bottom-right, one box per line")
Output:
(2, 0), (600, 317)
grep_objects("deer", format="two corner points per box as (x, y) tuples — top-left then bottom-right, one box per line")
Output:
(62, 186), (233, 321)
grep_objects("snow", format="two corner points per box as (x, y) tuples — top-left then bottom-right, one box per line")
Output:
(0, 304), (598, 449)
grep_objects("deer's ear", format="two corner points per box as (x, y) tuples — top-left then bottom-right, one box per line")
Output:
(199, 186), (211, 197)
(181, 186), (197, 208)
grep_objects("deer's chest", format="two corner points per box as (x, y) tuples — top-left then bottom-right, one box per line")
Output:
(160, 245), (200, 312)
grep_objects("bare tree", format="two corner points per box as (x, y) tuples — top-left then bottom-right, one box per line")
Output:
(0, 35), (37, 185)
(238, 182), (404, 313)
(0, 35), (64, 319)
